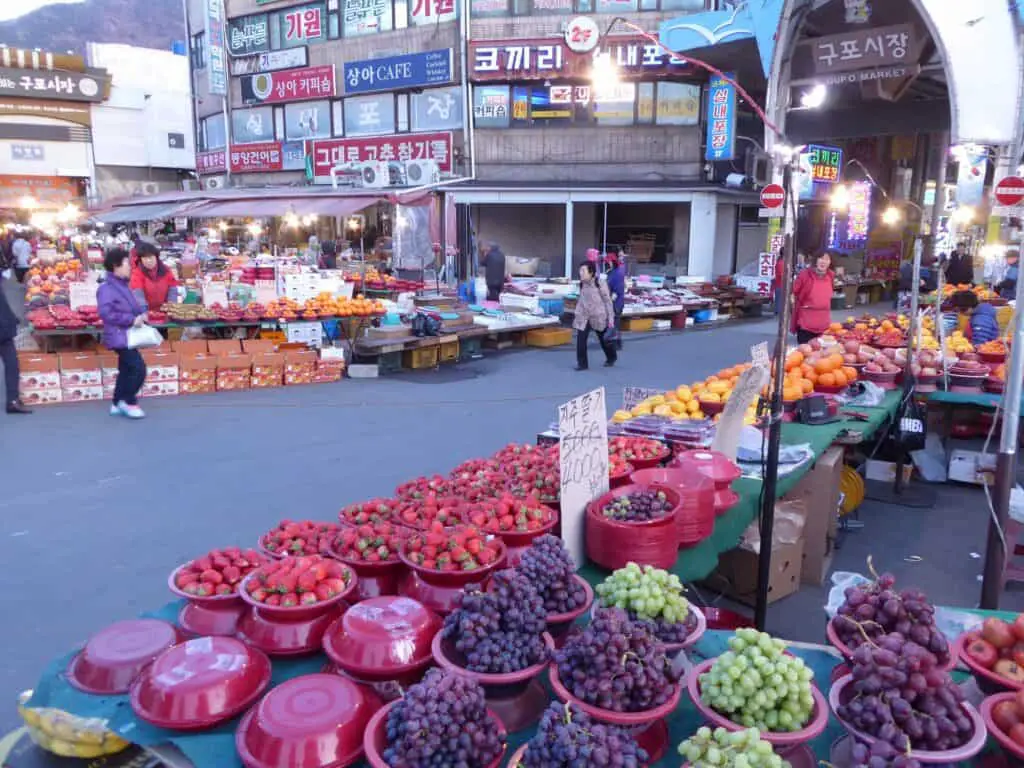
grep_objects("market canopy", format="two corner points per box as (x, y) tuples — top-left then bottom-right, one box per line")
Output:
(177, 196), (379, 219)
(91, 201), (197, 224)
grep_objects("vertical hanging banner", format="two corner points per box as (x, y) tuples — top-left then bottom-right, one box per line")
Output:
(704, 72), (736, 161)
(955, 148), (988, 207)
(205, 0), (228, 95)
(558, 387), (609, 566)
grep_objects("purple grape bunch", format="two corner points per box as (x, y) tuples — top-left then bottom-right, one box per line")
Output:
(632, 611), (700, 645)
(850, 740), (922, 768)
(382, 668), (505, 767)
(442, 569), (549, 674)
(517, 535), (587, 615)
(518, 702), (648, 767)
(837, 634), (973, 753)
(601, 489), (673, 522)
(554, 607), (681, 713)
(832, 570), (951, 667)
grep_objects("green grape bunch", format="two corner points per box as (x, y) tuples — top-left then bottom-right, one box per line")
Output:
(595, 562), (690, 624)
(679, 726), (791, 768)
(699, 628), (816, 732)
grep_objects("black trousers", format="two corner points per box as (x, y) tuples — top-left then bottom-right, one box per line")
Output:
(486, 285), (501, 302)
(14, 268), (27, 283)
(0, 338), (18, 404)
(576, 324), (617, 369)
(613, 307), (623, 349)
(113, 348), (147, 406)
(796, 328), (820, 344)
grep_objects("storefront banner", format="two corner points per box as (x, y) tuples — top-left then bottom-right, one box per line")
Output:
(197, 150), (227, 174)
(232, 107), (275, 144)
(280, 3), (326, 46)
(230, 47), (308, 76)
(205, 0), (227, 95)
(0, 175), (79, 208)
(343, 49), (453, 95)
(955, 149), (987, 207)
(410, 86), (462, 131)
(281, 141), (306, 170)
(226, 14), (270, 57)
(343, 0), (389, 35)
(284, 100), (332, 140)
(309, 131), (452, 182)
(704, 72), (736, 161)
(0, 98), (91, 126)
(229, 141), (283, 173)
(410, 0), (457, 26)
(240, 65), (336, 105)
(0, 67), (109, 103)
(803, 23), (914, 76)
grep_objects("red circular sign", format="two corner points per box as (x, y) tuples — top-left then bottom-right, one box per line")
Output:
(760, 184), (786, 209)
(995, 176), (1024, 207)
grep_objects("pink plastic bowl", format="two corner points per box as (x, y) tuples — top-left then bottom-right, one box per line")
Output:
(545, 576), (594, 647)
(239, 562), (356, 622)
(432, 631), (554, 688)
(687, 658), (828, 747)
(826, 619), (957, 673)
(829, 673), (987, 763)
(660, 605), (707, 654)
(547, 664), (682, 729)
(980, 692), (1024, 761)
(954, 631), (1024, 693)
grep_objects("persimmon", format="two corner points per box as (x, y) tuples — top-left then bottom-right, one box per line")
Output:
(800, 379), (814, 394)
(819, 372), (836, 387)
(833, 371), (848, 387)
(841, 366), (858, 381)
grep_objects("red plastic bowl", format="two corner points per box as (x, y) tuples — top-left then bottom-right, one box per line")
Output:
(660, 605), (708, 654)
(362, 699), (507, 768)
(826, 619), (956, 673)
(829, 673), (986, 763)
(331, 555), (406, 601)
(546, 576), (594, 647)
(672, 449), (741, 490)
(612, 439), (672, 471)
(168, 564), (248, 636)
(980, 692), (1024, 761)
(955, 631), (1024, 693)
(713, 488), (740, 516)
(323, 596), (441, 683)
(585, 484), (681, 571)
(458, 504), (559, 568)
(239, 562), (357, 622)
(67, 619), (184, 695)
(238, 607), (344, 657)
(687, 658), (828, 747)
(257, 524), (341, 560)
(631, 468), (715, 547)
(397, 533), (507, 588)
(236, 673), (381, 768)
(397, 533), (507, 615)
(130, 637), (272, 731)
(610, 463), (635, 489)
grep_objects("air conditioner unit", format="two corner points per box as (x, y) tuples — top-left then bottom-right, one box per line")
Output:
(359, 161), (390, 189)
(404, 159), (439, 186)
(181, 179), (201, 191)
(203, 175), (226, 191)
(140, 181), (161, 195)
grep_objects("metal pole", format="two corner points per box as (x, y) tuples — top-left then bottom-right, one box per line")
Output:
(755, 159), (796, 631)
(602, 202), (608, 256)
(894, 236), (922, 494)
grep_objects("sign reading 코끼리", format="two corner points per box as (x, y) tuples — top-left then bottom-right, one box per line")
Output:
(558, 387), (609, 567)
(309, 131), (452, 181)
(805, 144), (843, 183)
(469, 37), (688, 81)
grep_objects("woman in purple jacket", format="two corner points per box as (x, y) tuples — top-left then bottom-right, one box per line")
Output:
(98, 248), (148, 419)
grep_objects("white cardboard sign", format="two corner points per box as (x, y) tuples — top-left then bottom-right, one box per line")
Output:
(203, 282), (229, 308)
(622, 386), (661, 410)
(558, 387), (610, 567)
(69, 280), (99, 310)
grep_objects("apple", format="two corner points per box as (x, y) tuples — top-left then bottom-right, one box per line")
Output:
(843, 340), (860, 354)
(843, 354), (858, 364)
(1014, 615), (1024, 642)
(797, 344), (814, 357)
(1011, 641), (1024, 667)
(1015, 688), (1024, 713)
(995, 700), (1022, 732)
(966, 635), (998, 668)
(865, 363), (882, 374)
(809, 338), (822, 351)
(922, 366), (937, 376)
(995, 659), (1024, 683)
(985, 618), (1017, 649)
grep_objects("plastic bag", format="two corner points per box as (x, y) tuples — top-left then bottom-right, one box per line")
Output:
(126, 324), (162, 349)
(824, 571), (871, 619)
(17, 690), (130, 758)
(739, 500), (807, 555)
(910, 433), (947, 483)
(844, 380), (886, 408)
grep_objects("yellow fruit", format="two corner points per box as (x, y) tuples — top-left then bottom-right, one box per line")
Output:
(676, 386), (693, 402)
(654, 404), (674, 417)
(649, 395), (666, 406)
(632, 404), (652, 416)
(707, 380), (730, 395)
(687, 400), (700, 414)
(612, 410), (632, 423)
(701, 392), (721, 404)
(670, 401), (687, 415)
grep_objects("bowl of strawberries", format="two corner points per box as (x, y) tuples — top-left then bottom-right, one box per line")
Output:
(168, 547), (266, 635)
(330, 521), (411, 600)
(258, 519), (340, 559)
(458, 493), (557, 567)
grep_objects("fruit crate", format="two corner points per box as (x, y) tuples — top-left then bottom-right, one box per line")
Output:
(439, 338), (460, 363)
(460, 336), (483, 361)
(377, 351), (403, 375)
(403, 346), (439, 370)
(621, 317), (654, 332)
(526, 327), (572, 348)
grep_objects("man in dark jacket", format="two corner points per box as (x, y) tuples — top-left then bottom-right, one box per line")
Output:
(945, 247), (973, 286)
(479, 243), (506, 301)
(0, 277), (31, 413)
(605, 253), (626, 349)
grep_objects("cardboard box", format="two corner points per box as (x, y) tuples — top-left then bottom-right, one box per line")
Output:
(97, 352), (119, 385)
(102, 382), (116, 400)
(948, 449), (997, 486)
(702, 538), (805, 606)
(58, 353), (102, 387)
(141, 380), (179, 398)
(251, 352), (284, 388)
(179, 353), (218, 394)
(285, 350), (317, 385)
(216, 353), (252, 391)
(315, 358), (345, 383)
(865, 459), (914, 484)
(171, 340), (209, 356)
(22, 388), (62, 405)
(782, 446), (842, 586)
(141, 350), (180, 383)
(18, 353), (60, 391)
(242, 339), (277, 354)
(208, 339), (242, 356)
(62, 385), (105, 403)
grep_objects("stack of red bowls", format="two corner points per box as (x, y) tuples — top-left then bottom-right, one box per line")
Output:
(630, 467), (715, 548)
(671, 449), (741, 515)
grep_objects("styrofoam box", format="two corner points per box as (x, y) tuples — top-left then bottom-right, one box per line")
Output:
(101, 367), (119, 384)
(22, 388), (62, 405)
(146, 365), (180, 383)
(948, 449), (996, 486)
(60, 369), (102, 387)
(864, 459), (914, 484)
(20, 371), (60, 391)
(102, 383), (116, 399)
(61, 386), (105, 403)
(652, 319), (671, 330)
(141, 381), (180, 398)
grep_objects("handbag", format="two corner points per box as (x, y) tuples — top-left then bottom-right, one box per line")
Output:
(126, 324), (162, 349)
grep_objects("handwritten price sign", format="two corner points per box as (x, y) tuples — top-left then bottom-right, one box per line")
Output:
(558, 387), (609, 566)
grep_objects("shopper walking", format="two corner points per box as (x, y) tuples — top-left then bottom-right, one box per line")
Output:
(997, 250), (1019, 299)
(0, 273), (31, 414)
(479, 242), (506, 302)
(573, 261), (617, 370)
(130, 241), (178, 310)
(790, 252), (835, 344)
(11, 234), (31, 283)
(945, 245), (973, 286)
(98, 248), (148, 419)
(606, 253), (626, 349)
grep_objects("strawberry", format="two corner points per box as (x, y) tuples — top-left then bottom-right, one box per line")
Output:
(300, 592), (318, 605)
(182, 582), (200, 595)
(199, 569), (223, 585)
(265, 594), (282, 606)
(314, 583), (334, 601)
(280, 592), (299, 607)
(250, 587), (268, 602)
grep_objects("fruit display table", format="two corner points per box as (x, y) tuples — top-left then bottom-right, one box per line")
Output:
(24, 617), (848, 768)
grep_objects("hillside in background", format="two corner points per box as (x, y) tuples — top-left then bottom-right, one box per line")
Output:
(0, 0), (185, 56)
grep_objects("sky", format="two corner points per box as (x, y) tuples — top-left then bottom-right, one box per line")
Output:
(0, 0), (84, 23)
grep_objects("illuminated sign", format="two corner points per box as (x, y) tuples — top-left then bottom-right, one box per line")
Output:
(806, 144), (843, 184)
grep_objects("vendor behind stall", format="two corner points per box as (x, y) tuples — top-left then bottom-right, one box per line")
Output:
(945, 245), (973, 286)
(997, 249), (1019, 299)
(130, 241), (178, 310)
(790, 252), (835, 343)
(479, 242), (506, 302)
(951, 290), (1000, 344)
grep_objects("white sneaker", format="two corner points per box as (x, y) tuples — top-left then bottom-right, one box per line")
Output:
(110, 404), (121, 416)
(120, 404), (146, 419)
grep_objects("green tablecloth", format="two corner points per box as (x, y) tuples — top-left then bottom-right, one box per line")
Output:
(928, 389), (1011, 411)
(579, 390), (901, 586)
(28, 602), (846, 768)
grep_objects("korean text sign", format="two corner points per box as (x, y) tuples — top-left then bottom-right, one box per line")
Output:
(704, 72), (736, 161)
(240, 65), (336, 105)
(343, 50), (453, 95)
(558, 387), (609, 567)
(310, 132), (453, 180)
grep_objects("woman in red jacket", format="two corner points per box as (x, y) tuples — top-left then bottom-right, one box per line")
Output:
(791, 252), (835, 343)
(130, 241), (179, 310)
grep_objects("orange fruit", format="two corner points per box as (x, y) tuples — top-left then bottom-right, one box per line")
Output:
(841, 366), (857, 381)
(783, 385), (801, 402)
(833, 371), (848, 387)
(814, 359), (831, 375)
(800, 379), (814, 394)
(819, 372), (836, 387)
(786, 352), (804, 370)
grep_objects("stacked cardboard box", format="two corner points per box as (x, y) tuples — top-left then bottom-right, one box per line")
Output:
(98, 352), (118, 400)
(179, 354), (217, 394)
(141, 349), (180, 397)
(18, 353), (61, 405)
(252, 352), (284, 388)
(217, 354), (252, 391)
(285, 350), (317, 385)
(59, 353), (103, 403)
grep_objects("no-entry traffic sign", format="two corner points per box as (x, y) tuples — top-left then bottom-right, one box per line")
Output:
(995, 176), (1024, 207)
(760, 184), (785, 209)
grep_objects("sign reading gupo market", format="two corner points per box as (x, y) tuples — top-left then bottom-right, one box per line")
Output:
(240, 65), (336, 105)
(0, 68), (110, 103)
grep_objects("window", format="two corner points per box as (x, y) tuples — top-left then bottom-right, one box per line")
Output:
(637, 82), (655, 124)
(655, 82), (700, 125)
(593, 83), (636, 126)
(190, 32), (206, 70)
(473, 86), (510, 127)
(343, 93), (396, 136)
(232, 106), (275, 144)
(342, 0), (393, 36)
(411, 86), (462, 131)
(284, 100), (333, 140)
(397, 94), (410, 132)
(471, 0), (509, 16)
(331, 101), (345, 136)
(201, 114), (225, 150)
